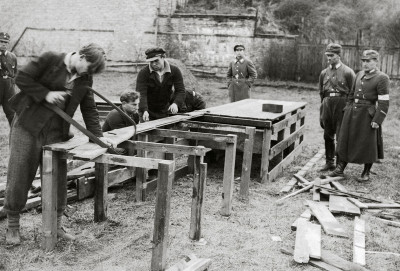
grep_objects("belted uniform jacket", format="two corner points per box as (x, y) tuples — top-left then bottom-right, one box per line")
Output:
(10, 51), (103, 140)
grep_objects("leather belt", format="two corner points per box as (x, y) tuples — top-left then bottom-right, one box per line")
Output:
(324, 92), (345, 98)
(354, 99), (374, 105)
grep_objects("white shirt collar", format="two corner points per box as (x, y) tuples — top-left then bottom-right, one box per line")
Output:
(0, 50), (8, 56)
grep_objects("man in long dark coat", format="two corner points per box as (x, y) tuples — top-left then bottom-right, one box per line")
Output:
(331, 50), (390, 181)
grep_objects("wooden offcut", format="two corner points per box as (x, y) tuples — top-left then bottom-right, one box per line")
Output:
(294, 219), (310, 263)
(262, 103), (283, 113)
(329, 195), (361, 215)
(353, 217), (366, 266)
(291, 208), (312, 231)
(306, 200), (348, 238)
(166, 254), (212, 271)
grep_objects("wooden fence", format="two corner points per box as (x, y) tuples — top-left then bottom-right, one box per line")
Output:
(265, 42), (400, 82)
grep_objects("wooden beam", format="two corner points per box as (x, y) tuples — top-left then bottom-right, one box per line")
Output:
(365, 203), (400, 209)
(239, 127), (256, 201)
(126, 141), (211, 156)
(94, 163), (109, 222)
(329, 195), (361, 215)
(199, 114), (271, 128)
(269, 126), (305, 157)
(136, 134), (148, 202)
(220, 136), (237, 216)
(189, 157), (207, 241)
(92, 153), (162, 169)
(294, 219), (310, 263)
(306, 200), (348, 238)
(179, 120), (249, 134)
(146, 128), (236, 144)
(347, 198), (368, 209)
(260, 128), (272, 183)
(41, 150), (63, 251)
(151, 161), (174, 271)
(353, 217), (366, 266)
(272, 110), (306, 134)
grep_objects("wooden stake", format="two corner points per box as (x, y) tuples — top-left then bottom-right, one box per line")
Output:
(94, 162), (109, 222)
(136, 134), (148, 202)
(190, 157), (207, 241)
(220, 135), (237, 216)
(240, 127), (255, 201)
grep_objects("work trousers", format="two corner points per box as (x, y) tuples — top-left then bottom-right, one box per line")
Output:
(320, 96), (347, 157)
(0, 78), (15, 125)
(4, 114), (67, 216)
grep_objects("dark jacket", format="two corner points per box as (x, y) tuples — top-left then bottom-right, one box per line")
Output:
(337, 69), (390, 163)
(171, 90), (206, 113)
(136, 62), (185, 120)
(0, 50), (18, 78)
(319, 62), (355, 102)
(10, 51), (103, 140)
(102, 106), (140, 132)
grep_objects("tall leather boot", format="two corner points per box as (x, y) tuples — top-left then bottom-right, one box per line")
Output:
(329, 161), (347, 177)
(320, 142), (335, 171)
(6, 213), (21, 245)
(358, 163), (373, 182)
(57, 215), (76, 241)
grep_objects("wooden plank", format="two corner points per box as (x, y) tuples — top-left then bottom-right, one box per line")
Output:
(136, 134), (148, 202)
(94, 163), (109, 222)
(269, 126), (305, 157)
(313, 179), (321, 202)
(220, 136), (237, 216)
(67, 162), (95, 180)
(151, 161), (174, 271)
(199, 114), (271, 128)
(329, 195), (361, 215)
(353, 217), (366, 266)
(267, 140), (304, 182)
(306, 200), (348, 238)
(347, 198), (368, 209)
(92, 154), (162, 169)
(179, 120), (249, 134)
(272, 110), (306, 134)
(127, 141), (211, 156)
(365, 203), (400, 209)
(294, 219), (310, 263)
(281, 247), (342, 271)
(291, 209), (312, 231)
(166, 254), (212, 271)
(42, 150), (64, 251)
(239, 127), (255, 201)
(376, 217), (400, 228)
(331, 181), (348, 192)
(321, 248), (370, 271)
(189, 158), (207, 241)
(307, 222), (322, 260)
(261, 128), (272, 183)
(147, 128), (236, 144)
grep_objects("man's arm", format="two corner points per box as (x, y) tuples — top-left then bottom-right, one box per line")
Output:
(226, 62), (233, 87)
(15, 52), (56, 103)
(171, 66), (185, 108)
(136, 68), (149, 113)
(318, 70), (325, 102)
(80, 86), (103, 138)
(344, 68), (356, 92)
(372, 74), (390, 125)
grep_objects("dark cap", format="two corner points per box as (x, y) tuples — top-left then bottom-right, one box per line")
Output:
(145, 47), (166, 61)
(0, 32), (10, 42)
(325, 43), (342, 55)
(234, 44), (245, 51)
(361, 50), (379, 60)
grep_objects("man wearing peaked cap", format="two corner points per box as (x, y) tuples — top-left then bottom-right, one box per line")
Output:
(136, 47), (186, 122)
(319, 43), (355, 172)
(227, 44), (257, 102)
(333, 49), (390, 182)
(0, 32), (17, 125)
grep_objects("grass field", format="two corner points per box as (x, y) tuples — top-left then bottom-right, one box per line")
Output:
(0, 72), (399, 271)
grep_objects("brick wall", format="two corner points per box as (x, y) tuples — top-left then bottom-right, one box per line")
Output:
(0, 0), (160, 61)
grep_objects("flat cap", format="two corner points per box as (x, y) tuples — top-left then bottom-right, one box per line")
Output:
(145, 47), (166, 61)
(325, 43), (342, 55)
(361, 50), (379, 60)
(234, 44), (245, 51)
(0, 32), (10, 42)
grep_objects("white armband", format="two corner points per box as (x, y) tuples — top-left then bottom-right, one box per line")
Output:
(378, 94), (389, 100)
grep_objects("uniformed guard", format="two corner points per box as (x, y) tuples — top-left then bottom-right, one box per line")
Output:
(332, 50), (390, 181)
(226, 44), (257, 102)
(319, 43), (355, 171)
(0, 32), (17, 125)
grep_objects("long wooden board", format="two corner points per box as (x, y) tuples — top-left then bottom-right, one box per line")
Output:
(329, 195), (361, 215)
(353, 217), (366, 266)
(306, 200), (348, 238)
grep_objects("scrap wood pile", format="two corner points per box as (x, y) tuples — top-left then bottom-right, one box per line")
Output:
(0, 161), (133, 219)
(278, 150), (400, 271)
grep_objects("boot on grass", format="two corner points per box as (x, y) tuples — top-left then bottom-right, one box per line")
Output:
(329, 161), (347, 178)
(358, 163), (373, 182)
(57, 215), (76, 241)
(6, 213), (21, 245)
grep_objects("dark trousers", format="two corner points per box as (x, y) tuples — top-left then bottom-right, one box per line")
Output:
(4, 114), (67, 216)
(320, 97), (347, 160)
(0, 78), (15, 125)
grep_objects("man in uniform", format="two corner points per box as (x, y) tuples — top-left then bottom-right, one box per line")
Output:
(4, 43), (115, 245)
(227, 44), (257, 102)
(102, 91), (140, 132)
(319, 43), (355, 171)
(0, 32), (17, 125)
(136, 47), (185, 122)
(331, 50), (389, 181)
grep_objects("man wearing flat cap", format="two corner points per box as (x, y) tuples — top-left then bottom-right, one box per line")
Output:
(332, 50), (390, 182)
(319, 43), (355, 172)
(0, 32), (17, 125)
(226, 44), (257, 102)
(136, 47), (185, 121)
